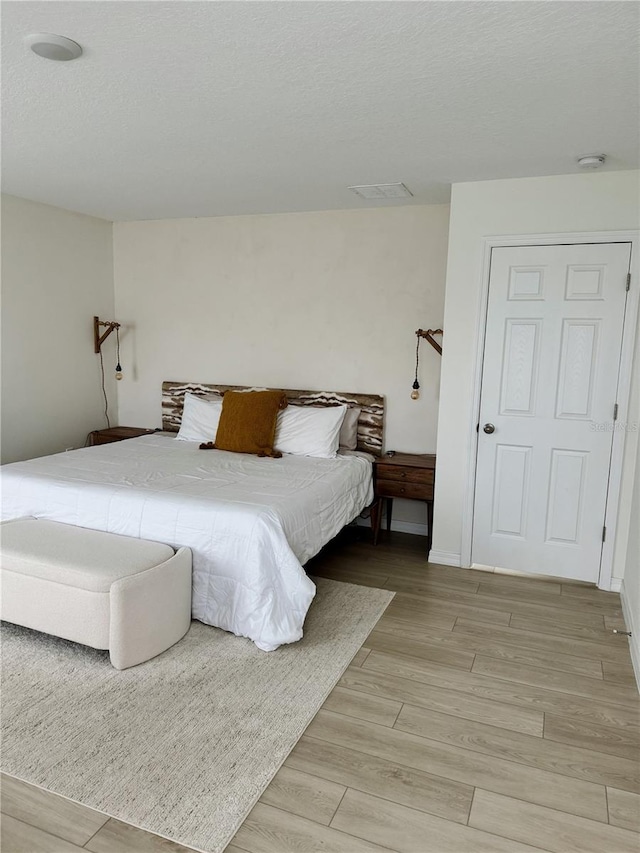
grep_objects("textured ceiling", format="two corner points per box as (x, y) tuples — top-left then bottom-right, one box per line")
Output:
(2, 1), (638, 221)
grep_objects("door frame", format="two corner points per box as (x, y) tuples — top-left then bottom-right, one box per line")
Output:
(460, 230), (639, 590)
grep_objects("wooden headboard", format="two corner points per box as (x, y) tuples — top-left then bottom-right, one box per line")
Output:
(161, 382), (385, 456)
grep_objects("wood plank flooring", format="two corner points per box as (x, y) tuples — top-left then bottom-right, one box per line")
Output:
(2, 529), (638, 853)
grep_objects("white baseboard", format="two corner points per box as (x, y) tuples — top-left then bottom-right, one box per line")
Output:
(389, 520), (428, 537)
(609, 578), (623, 593)
(427, 550), (462, 567)
(620, 580), (640, 693)
(355, 518), (428, 537)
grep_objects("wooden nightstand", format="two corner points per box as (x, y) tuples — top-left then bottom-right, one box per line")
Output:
(88, 426), (156, 446)
(372, 453), (436, 551)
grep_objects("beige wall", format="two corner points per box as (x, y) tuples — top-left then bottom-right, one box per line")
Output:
(113, 205), (449, 530)
(432, 171), (640, 585)
(1, 195), (115, 463)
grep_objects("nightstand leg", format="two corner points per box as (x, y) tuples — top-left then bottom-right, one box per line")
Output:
(386, 498), (393, 533)
(371, 499), (382, 546)
(426, 499), (434, 557)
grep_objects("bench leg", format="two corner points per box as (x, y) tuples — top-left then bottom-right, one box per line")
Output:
(109, 547), (192, 669)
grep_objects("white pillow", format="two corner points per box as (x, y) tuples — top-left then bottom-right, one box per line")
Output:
(339, 407), (361, 451)
(176, 393), (223, 442)
(275, 405), (347, 458)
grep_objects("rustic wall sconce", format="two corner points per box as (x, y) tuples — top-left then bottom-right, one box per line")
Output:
(94, 316), (123, 380)
(93, 316), (123, 429)
(412, 328), (443, 400)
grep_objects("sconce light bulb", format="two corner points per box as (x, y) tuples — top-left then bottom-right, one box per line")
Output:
(411, 389), (420, 400)
(115, 363), (123, 381)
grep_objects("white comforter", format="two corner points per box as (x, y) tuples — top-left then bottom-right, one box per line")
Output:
(0, 435), (373, 650)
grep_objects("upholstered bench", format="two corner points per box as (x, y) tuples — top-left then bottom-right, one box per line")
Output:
(0, 518), (192, 669)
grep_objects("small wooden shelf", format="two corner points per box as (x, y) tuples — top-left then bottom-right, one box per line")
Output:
(88, 426), (155, 446)
(371, 453), (436, 551)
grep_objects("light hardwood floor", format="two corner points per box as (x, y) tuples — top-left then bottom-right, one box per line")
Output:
(2, 529), (639, 852)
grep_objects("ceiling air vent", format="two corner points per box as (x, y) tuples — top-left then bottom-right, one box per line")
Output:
(348, 183), (413, 200)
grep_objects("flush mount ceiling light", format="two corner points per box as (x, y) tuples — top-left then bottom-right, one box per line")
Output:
(348, 182), (413, 200)
(577, 154), (606, 170)
(24, 33), (82, 61)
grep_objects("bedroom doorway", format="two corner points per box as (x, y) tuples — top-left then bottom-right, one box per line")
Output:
(471, 240), (633, 584)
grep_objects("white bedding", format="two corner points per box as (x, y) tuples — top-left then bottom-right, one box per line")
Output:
(0, 434), (374, 650)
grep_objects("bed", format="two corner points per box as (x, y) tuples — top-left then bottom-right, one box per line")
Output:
(1, 383), (384, 651)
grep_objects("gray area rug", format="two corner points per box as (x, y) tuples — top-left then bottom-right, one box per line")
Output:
(1, 577), (392, 853)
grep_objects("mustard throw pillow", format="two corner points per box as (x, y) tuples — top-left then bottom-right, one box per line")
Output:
(213, 390), (288, 457)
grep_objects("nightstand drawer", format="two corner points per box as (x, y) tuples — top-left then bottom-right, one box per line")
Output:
(376, 478), (433, 501)
(379, 466), (434, 485)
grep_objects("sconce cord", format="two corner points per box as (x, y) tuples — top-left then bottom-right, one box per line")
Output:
(115, 327), (122, 374)
(99, 348), (111, 429)
(413, 335), (421, 389)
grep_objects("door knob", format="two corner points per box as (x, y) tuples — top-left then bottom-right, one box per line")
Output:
(483, 423), (495, 434)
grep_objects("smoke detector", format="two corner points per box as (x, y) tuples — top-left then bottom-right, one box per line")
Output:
(348, 183), (413, 200)
(577, 154), (606, 170)
(25, 33), (83, 61)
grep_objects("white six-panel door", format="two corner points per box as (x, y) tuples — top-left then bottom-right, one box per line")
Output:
(472, 242), (631, 582)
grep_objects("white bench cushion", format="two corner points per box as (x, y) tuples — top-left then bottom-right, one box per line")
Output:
(1, 518), (192, 668)
(1, 519), (175, 593)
